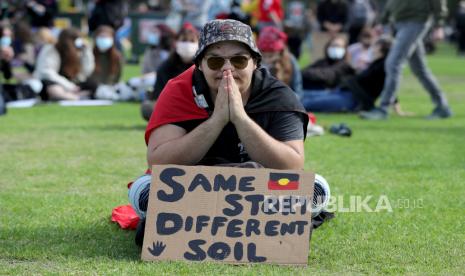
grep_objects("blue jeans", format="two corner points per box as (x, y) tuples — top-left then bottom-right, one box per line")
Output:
(379, 20), (449, 110)
(301, 89), (358, 112)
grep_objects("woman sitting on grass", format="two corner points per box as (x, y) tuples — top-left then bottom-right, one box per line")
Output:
(125, 24), (175, 101)
(301, 35), (355, 92)
(301, 36), (409, 114)
(257, 26), (303, 99)
(141, 23), (199, 121)
(33, 27), (95, 101)
(90, 25), (122, 86)
(0, 24), (15, 98)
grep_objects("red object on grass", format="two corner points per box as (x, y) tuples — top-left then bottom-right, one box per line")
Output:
(308, 112), (317, 124)
(111, 205), (139, 230)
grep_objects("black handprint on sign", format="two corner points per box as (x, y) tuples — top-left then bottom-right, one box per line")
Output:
(148, 241), (166, 257)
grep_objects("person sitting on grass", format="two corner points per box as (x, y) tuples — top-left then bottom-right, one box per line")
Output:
(129, 19), (310, 246)
(301, 35), (355, 92)
(125, 24), (175, 102)
(301, 36), (410, 114)
(347, 27), (376, 73)
(33, 27), (95, 101)
(257, 26), (303, 99)
(140, 23), (200, 121)
(0, 24), (15, 98)
(90, 25), (122, 87)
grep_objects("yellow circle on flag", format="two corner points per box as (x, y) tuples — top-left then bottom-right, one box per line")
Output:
(278, 178), (290, 186)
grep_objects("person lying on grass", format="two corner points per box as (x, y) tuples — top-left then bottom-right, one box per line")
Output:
(129, 19), (310, 245)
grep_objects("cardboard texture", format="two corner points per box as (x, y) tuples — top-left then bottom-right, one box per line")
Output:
(142, 165), (314, 265)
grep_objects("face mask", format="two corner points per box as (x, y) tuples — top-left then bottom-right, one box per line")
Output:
(74, 38), (84, 49)
(147, 32), (160, 46)
(176, 41), (198, 61)
(327, 47), (346, 60)
(95, 36), (114, 52)
(0, 36), (12, 47)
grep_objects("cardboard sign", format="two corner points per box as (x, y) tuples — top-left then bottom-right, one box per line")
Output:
(142, 165), (315, 265)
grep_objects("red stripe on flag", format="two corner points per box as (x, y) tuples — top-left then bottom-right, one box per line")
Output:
(268, 180), (299, 190)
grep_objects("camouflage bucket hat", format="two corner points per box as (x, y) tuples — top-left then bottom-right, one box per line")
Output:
(194, 19), (262, 66)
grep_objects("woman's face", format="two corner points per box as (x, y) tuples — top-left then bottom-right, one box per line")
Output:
(1, 28), (12, 47)
(178, 31), (198, 43)
(327, 37), (347, 60)
(95, 30), (114, 52)
(2, 28), (12, 38)
(262, 51), (282, 66)
(175, 31), (199, 63)
(199, 41), (257, 95)
(97, 30), (113, 39)
(360, 32), (374, 48)
(329, 37), (346, 49)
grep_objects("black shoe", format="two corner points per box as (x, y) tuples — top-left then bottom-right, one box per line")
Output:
(359, 107), (388, 120)
(312, 210), (335, 229)
(135, 217), (146, 247)
(426, 106), (452, 120)
(329, 123), (352, 137)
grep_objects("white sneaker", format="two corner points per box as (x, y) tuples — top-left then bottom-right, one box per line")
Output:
(95, 85), (119, 100)
(307, 123), (324, 137)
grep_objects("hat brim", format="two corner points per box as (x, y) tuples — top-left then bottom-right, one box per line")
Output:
(194, 36), (262, 66)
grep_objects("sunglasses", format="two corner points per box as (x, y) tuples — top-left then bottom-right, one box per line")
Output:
(206, 55), (251, 70)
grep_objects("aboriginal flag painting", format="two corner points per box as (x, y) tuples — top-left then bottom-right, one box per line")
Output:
(268, 173), (300, 190)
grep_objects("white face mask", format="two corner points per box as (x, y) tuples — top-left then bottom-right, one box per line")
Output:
(327, 47), (346, 60)
(95, 36), (114, 52)
(176, 41), (198, 61)
(74, 38), (84, 49)
(0, 36), (12, 47)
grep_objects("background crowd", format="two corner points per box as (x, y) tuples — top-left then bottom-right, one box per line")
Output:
(0, 0), (463, 119)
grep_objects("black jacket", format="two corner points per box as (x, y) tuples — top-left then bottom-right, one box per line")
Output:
(302, 58), (355, 90)
(343, 57), (398, 110)
(152, 54), (193, 100)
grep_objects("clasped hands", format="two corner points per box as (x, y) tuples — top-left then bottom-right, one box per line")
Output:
(211, 69), (248, 127)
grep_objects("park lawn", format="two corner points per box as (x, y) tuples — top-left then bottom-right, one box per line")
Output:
(1, 43), (464, 274)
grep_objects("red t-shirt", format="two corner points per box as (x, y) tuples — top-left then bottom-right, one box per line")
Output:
(259, 0), (284, 23)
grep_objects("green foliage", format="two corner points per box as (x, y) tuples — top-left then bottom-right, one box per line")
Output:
(0, 43), (464, 274)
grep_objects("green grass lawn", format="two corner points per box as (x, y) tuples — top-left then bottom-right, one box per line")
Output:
(1, 43), (464, 274)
